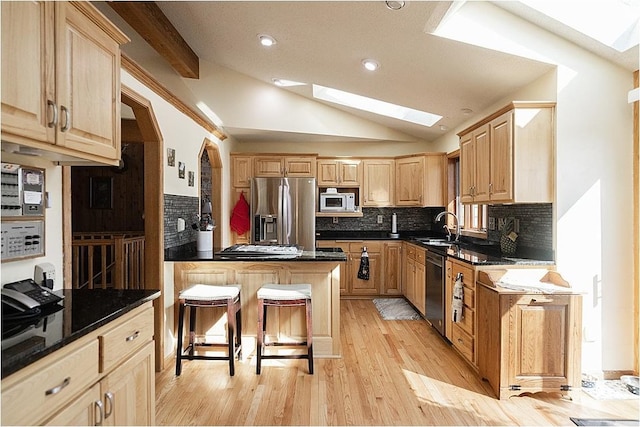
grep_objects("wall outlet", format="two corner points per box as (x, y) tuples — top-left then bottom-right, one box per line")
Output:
(34, 263), (55, 288)
(377, 215), (383, 224)
(488, 217), (496, 231)
(332, 217), (338, 224)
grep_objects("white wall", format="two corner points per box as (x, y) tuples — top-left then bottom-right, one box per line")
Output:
(430, 2), (635, 373)
(1, 153), (64, 289)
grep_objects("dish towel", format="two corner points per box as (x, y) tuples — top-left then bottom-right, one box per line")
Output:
(452, 273), (464, 322)
(230, 191), (250, 235)
(357, 247), (370, 280)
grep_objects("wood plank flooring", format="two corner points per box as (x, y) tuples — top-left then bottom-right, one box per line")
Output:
(155, 299), (639, 425)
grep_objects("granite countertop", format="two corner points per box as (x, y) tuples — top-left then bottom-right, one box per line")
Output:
(1, 289), (160, 378)
(166, 247), (347, 262)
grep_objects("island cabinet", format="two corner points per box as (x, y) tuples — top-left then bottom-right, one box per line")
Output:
(1, 1), (129, 166)
(395, 154), (447, 207)
(253, 155), (316, 177)
(1, 302), (155, 426)
(316, 158), (361, 187)
(362, 159), (395, 207)
(445, 259), (477, 366)
(402, 242), (425, 315)
(476, 270), (582, 399)
(458, 102), (555, 204)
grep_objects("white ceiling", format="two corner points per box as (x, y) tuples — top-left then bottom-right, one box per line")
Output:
(95, 1), (637, 143)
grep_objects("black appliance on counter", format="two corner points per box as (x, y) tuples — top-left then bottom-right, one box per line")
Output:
(425, 250), (446, 336)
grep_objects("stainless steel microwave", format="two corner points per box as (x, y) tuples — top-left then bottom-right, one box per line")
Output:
(319, 192), (356, 212)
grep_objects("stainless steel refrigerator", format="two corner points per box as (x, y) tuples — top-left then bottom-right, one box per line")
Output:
(250, 177), (316, 249)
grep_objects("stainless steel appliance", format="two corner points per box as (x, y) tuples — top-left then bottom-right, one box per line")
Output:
(250, 177), (316, 249)
(319, 191), (356, 212)
(425, 250), (445, 336)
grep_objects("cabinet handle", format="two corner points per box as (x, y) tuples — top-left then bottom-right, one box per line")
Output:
(47, 100), (58, 128)
(530, 297), (553, 304)
(95, 399), (104, 426)
(60, 105), (70, 132)
(457, 338), (464, 344)
(104, 392), (114, 418)
(126, 330), (140, 342)
(45, 376), (71, 396)
(489, 183), (493, 194)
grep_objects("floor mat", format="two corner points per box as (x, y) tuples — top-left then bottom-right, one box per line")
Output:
(570, 417), (639, 426)
(582, 380), (640, 400)
(372, 298), (421, 320)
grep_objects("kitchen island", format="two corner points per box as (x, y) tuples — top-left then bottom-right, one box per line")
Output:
(169, 248), (346, 358)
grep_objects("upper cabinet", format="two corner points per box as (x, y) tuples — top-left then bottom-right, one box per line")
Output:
(459, 102), (555, 204)
(362, 159), (395, 207)
(253, 155), (316, 178)
(1, 1), (129, 165)
(232, 155), (253, 188)
(317, 158), (361, 187)
(395, 154), (446, 207)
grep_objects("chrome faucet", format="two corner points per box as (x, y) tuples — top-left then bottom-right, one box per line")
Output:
(435, 211), (460, 242)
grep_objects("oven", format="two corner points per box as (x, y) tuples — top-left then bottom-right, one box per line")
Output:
(425, 249), (445, 336)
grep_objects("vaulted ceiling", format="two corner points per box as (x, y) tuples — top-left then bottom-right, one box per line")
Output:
(95, 1), (638, 144)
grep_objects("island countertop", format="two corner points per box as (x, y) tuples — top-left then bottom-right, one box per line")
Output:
(1, 289), (160, 378)
(166, 246), (347, 262)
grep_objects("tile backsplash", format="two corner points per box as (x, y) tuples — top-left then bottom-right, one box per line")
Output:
(316, 207), (445, 233)
(487, 203), (553, 251)
(164, 194), (198, 250)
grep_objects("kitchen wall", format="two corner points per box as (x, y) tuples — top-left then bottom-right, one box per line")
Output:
(317, 207), (443, 234)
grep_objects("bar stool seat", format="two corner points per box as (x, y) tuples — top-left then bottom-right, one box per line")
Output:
(256, 284), (313, 375)
(176, 284), (242, 376)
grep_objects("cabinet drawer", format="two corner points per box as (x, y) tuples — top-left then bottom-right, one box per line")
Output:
(462, 286), (475, 309)
(415, 249), (426, 265)
(1, 339), (99, 426)
(452, 323), (474, 362)
(405, 244), (417, 260)
(456, 306), (475, 335)
(349, 241), (382, 253)
(100, 306), (154, 373)
(452, 262), (474, 289)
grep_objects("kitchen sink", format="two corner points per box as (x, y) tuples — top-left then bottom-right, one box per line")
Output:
(415, 238), (456, 247)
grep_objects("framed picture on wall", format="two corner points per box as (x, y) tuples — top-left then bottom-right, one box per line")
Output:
(90, 177), (113, 209)
(167, 148), (176, 167)
(188, 171), (195, 187)
(178, 162), (186, 179)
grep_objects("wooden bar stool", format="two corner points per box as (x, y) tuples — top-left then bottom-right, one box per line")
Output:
(256, 283), (313, 375)
(176, 284), (242, 376)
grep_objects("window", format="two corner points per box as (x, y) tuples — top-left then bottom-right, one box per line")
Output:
(447, 152), (487, 238)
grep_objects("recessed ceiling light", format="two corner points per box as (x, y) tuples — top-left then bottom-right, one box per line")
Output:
(439, 125), (448, 131)
(385, 1), (406, 11)
(362, 59), (380, 71)
(258, 34), (276, 47)
(461, 108), (473, 115)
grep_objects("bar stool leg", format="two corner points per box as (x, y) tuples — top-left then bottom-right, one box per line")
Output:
(176, 302), (186, 376)
(256, 298), (264, 374)
(188, 305), (197, 357)
(306, 298), (314, 374)
(226, 298), (236, 376)
(236, 303), (243, 359)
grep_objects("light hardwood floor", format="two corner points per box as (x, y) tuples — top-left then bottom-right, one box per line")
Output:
(155, 299), (639, 425)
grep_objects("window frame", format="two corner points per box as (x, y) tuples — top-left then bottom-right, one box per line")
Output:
(446, 150), (488, 239)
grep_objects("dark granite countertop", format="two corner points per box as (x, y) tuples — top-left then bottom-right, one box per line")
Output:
(166, 246), (347, 262)
(1, 289), (160, 378)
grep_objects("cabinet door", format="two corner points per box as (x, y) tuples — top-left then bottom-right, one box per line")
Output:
(489, 111), (513, 202)
(444, 260), (453, 341)
(382, 242), (402, 295)
(459, 133), (475, 203)
(232, 156), (253, 187)
(285, 156), (315, 177)
(1, 1), (55, 145)
(363, 159), (394, 207)
(473, 125), (491, 203)
(45, 383), (102, 426)
(55, 2), (122, 160)
(507, 294), (574, 390)
(254, 156), (284, 177)
(340, 161), (361, 186)
(405, 257), (416, 306)
(414, 261), (426, 316)
(349, 243), (380, 295)
(317, 160), (339, 186)
(395, 157), (424, 206)
(230, 188), (251, 244)
(101, 341), (155, 426)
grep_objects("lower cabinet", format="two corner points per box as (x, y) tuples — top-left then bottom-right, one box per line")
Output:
(1, 303), (156, 426)
(476, 272), (582, 399)
(403, 243), (425, 315)
(445, 259), (476, 366)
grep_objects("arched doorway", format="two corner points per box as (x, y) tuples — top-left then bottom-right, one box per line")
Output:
(199, 138), (222, 251)
(63, 85), (166, 371)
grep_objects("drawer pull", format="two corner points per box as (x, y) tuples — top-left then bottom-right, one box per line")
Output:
(60, 105), (70, 132)
(126, 330), (140, 342)
(47, 100), (58, 128)
(530, 298), (553, 304)
(104, 391), (114, 418)
(95, 399), (104, 426)
(45, 377), (71, 396)
(457, 338), (464, 344)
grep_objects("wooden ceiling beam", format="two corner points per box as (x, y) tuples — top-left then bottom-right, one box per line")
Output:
(108, 1), (199, 79)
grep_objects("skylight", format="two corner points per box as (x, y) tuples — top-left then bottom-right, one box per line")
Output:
(312, 84), (442, 127)
(521, 0), (640, 52)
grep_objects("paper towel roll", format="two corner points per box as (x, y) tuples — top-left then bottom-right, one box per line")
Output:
(391, 213), (397, 233)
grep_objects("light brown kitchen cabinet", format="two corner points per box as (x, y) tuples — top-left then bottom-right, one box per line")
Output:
(253, 155), (316, 177)
(362, 159), (395, 207)
(317, 240), (382, 296)
(1, 1), (128, 165)
(395, 154), (447, 207)
(231, 155), (253, 188)
(458, 102), (555, 204)
(403, 243), (425, 315)
(476, 270), (582, 399)
(446, 259), (476, 366)
(230, 187), (251, 245)
(2, 302), (156, 426)
(316, 158), (361, 187)
(382, 241), (403, 295)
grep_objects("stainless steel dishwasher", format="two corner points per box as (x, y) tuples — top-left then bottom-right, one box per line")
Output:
(425, 250), (445, 336)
